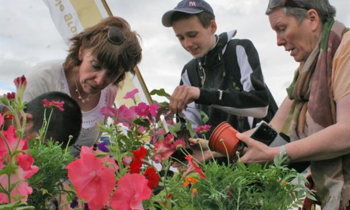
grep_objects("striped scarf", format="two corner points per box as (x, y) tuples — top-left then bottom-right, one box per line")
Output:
(281, 20), (347, 140)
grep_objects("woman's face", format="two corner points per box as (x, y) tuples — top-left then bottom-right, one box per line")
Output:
(78, 50), (118, 94)
(269, 8), (319, 62)
(172, 15), (217, 59)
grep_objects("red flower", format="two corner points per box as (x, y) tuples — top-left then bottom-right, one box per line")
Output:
(164, 193), (172, 207)
(66, 146), (116, 208)
(13, 75), (27, 89)
(13, 75), (27, 99)
(110, 173), (152, 210)
(144, 167), (160, 189)
(6, 92), (16, 101)
(130, 146), (147, 173)
(185, 155), (206, 179)
(43, 99), (64, 111)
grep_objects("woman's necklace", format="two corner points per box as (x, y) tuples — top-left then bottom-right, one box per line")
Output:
(74, 71), (90, 103)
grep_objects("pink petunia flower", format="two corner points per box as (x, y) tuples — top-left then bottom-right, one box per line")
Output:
(152, 142), (174, 163)
(0, 126), (28, 158)
(17, 153), (39, 179)
(0, 169), (33, 203)
(66, 146), (116, 208)
(0, 113), (3, 128)
(110, 173), (152, 210)
(101, 106), (118, 118)
(152, 134), (180, 163)
(149, 103), (161, 118)
(116, 105), (136, 126)
(135, 102), (150, 117)
(185, 155), (206, 179)
(123, 88), (139, 100)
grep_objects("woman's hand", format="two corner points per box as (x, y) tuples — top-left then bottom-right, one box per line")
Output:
(187, 138), (224, 163)
(237, 132), (278, 164)
(188, 138), (209, 150)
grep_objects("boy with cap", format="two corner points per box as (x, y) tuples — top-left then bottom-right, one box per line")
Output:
(162, 0), (278, 161)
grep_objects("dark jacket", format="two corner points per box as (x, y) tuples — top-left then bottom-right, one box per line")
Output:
(180, 31), (278, 134)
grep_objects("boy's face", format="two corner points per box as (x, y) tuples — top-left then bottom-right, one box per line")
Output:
(172, 15), (217, 59)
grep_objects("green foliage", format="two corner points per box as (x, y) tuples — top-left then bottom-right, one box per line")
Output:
(0, 202), (35, 210)
(168, 156), (312, 210)
(26, 139), (74, 209)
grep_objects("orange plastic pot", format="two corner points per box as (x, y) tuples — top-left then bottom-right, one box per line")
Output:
(209, 122), (240, 158)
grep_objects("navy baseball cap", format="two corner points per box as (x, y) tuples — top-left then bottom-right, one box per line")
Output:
(162, 0), (214, 27)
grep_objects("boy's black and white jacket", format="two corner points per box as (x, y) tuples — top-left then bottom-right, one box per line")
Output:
(180, 30), (278, 133)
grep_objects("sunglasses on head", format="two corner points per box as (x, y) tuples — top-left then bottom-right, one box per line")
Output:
(267, 0), (310, 13)
(106, 26), (125, 45)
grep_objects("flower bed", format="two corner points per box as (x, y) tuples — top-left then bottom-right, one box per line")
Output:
(0, 77), (314, 209)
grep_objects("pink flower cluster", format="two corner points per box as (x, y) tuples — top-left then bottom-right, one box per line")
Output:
(152, 133), (186, 163)
(101, 102), (161, 131)
(67, 88), (206, 209)
(0, 113), (38, 203)
(66, 146), (154, 210)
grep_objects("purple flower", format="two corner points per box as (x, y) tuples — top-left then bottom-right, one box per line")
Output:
(98, 141), (110, 153)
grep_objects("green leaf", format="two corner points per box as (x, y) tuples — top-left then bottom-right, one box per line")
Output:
(150, 88), (171, 98)
(200, 111), (209, 123)
(133, 118), (151, 128)
(186, 121), (196, 138)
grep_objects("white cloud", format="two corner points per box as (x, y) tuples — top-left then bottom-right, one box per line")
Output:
(1, 0), (349, 105)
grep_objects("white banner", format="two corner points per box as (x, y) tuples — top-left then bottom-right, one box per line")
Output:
(42, 0), (152, 106)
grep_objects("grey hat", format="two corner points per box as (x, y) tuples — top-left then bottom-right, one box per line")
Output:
(162, 0), (214, 27)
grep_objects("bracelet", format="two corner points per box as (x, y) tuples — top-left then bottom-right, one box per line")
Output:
(279, 145), (292, 165)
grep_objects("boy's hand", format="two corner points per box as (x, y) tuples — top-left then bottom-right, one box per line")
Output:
(169, 86), (200, 113)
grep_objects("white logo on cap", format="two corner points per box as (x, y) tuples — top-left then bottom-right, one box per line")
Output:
(189, 1), (196, 7)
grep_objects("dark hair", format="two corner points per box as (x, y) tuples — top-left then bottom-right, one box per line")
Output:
(25, 91), (82, 148)
(171, 11), (214, 28)
(63, 16), (142, 86)
(266, 0), (336, 24)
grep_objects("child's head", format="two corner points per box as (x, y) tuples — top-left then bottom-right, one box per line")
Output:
(25, 91), (82, 148)
(162, 0), (215, 28)
(162, 0), (217, 58)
